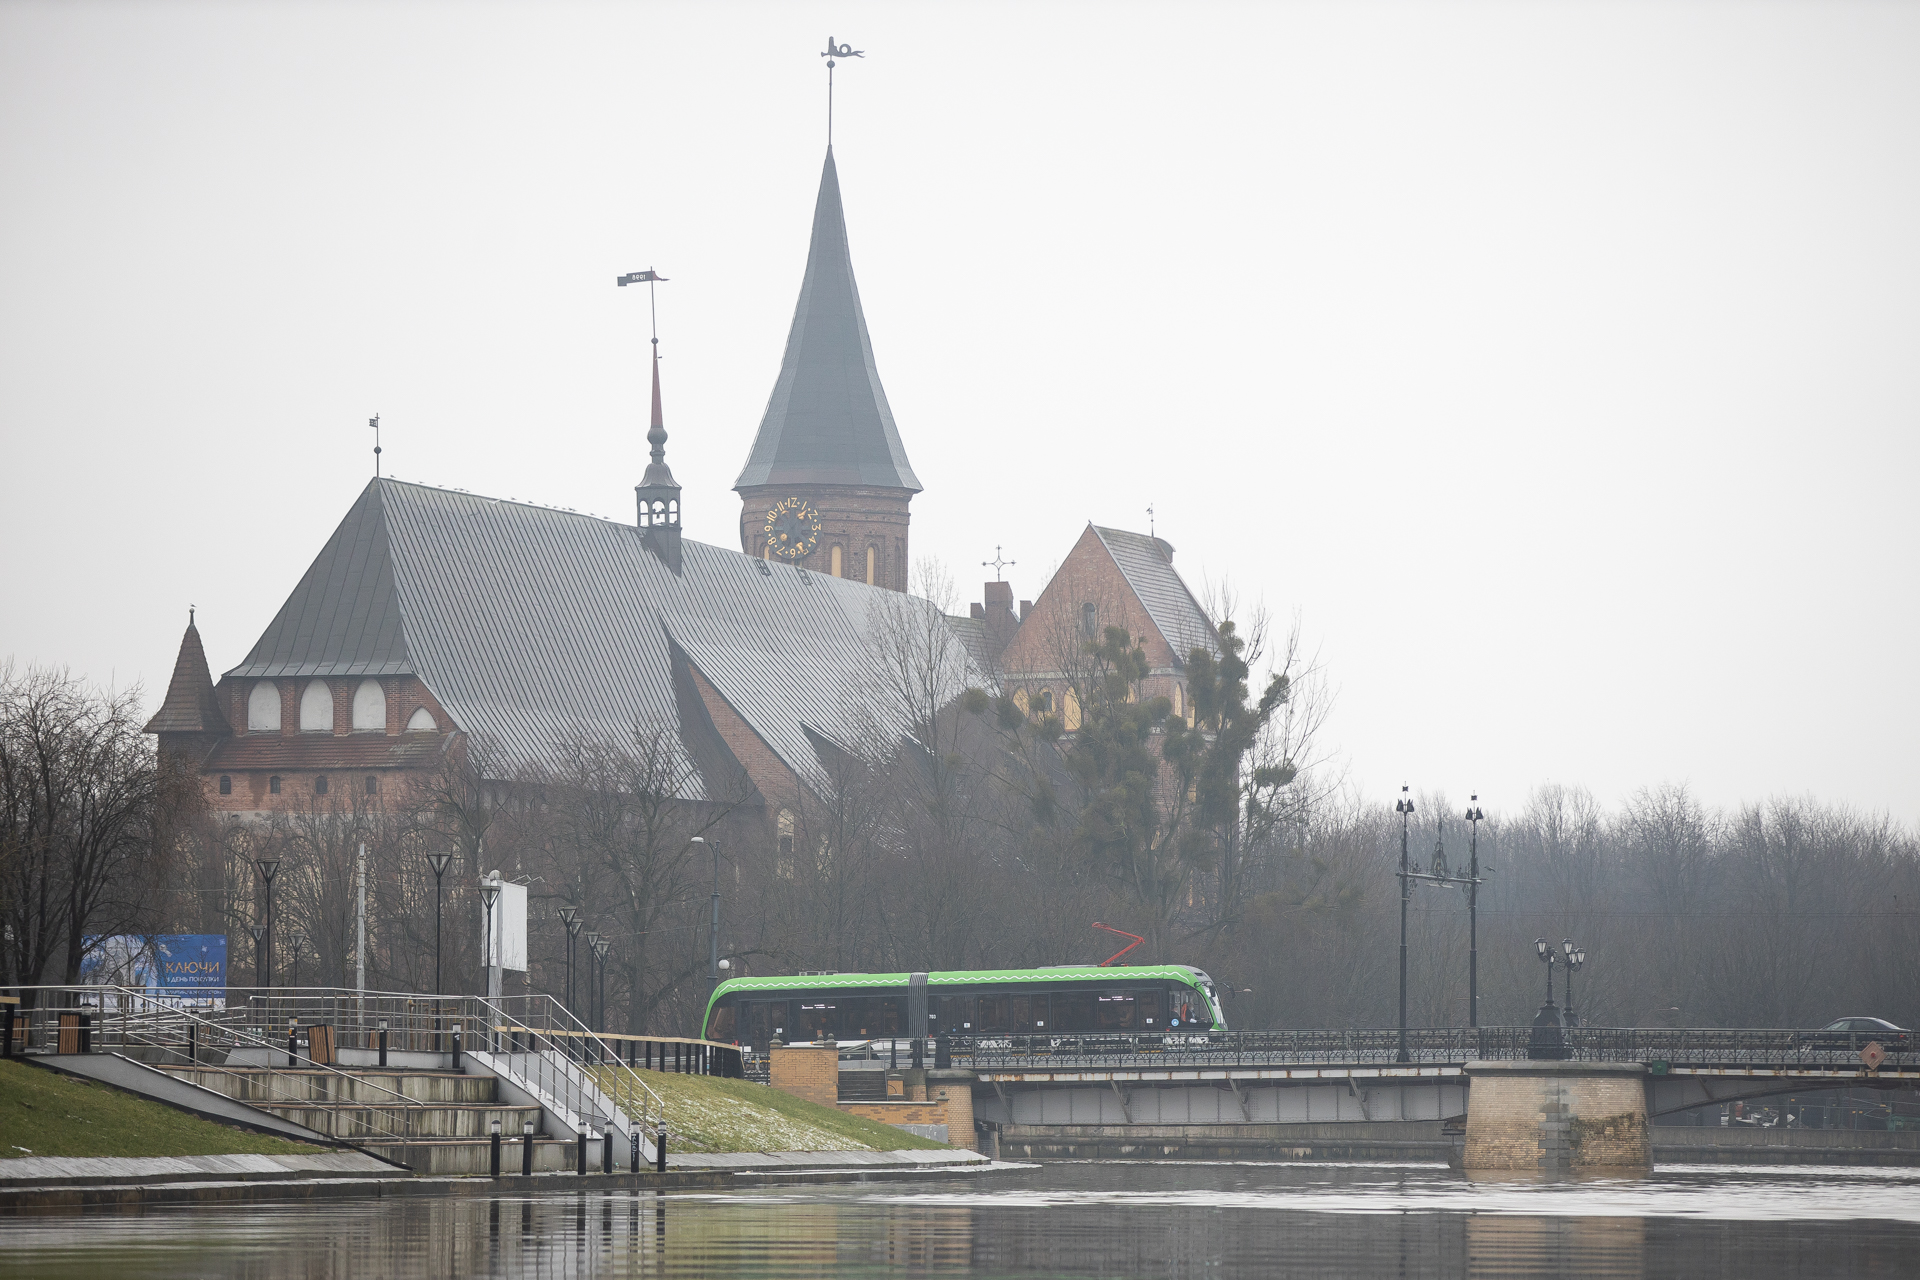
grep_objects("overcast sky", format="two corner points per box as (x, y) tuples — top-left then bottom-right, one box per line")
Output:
(2, 1), (1915, 827)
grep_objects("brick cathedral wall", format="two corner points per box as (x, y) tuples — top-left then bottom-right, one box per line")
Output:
(737, 484), (913, 591)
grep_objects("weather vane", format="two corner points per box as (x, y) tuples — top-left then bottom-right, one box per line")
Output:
(617, 269), (669, 354)
(983, 545), (1016, 582)
(370, 415), (381, 477)
(1147, 502), (1155, 537)
(821, 36), (864, 145)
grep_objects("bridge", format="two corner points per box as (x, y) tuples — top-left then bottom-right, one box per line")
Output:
(813, 1026), (1919, 1168)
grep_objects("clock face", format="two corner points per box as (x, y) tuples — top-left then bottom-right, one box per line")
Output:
(763, 496), (822, 560)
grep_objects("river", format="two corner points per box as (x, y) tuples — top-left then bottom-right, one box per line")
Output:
(4, 1160), (1918, 1277)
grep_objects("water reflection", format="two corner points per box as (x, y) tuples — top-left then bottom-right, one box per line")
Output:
(2, 1162), (1918, 1278)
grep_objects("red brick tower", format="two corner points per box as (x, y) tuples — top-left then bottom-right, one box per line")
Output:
(735, 147), (920, 590)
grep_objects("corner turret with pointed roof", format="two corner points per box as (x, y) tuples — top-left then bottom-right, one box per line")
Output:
(636, 349), (684, 572)
(145, 610), (231, 759)
(735, 146), (919, 591)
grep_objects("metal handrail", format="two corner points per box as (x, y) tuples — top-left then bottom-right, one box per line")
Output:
(468, 994), (666, 1141)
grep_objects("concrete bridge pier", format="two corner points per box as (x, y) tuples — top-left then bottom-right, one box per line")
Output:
(1462, 1061), (1650, 1173)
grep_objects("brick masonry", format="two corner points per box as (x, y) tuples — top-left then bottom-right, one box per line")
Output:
(737, 484), (912, 591)
(1462, 1062), (1651, 1171)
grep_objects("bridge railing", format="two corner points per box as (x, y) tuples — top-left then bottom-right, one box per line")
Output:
(953, 1026), (1918, 1070)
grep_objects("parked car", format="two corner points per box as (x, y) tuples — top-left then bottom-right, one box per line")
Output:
(1793, 1017), (1911, 1050)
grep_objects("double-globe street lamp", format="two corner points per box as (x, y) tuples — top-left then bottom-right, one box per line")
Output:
(1562, 939), (1587, 1024)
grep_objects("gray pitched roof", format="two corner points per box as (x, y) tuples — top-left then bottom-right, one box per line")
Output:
(733, 147), (921, 493)
(224, 480), (971, 798)
(143, 620), (230, 735)
(1091, 526), (1221, 666)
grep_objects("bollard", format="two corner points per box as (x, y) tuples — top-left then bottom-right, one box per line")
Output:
(576, 1126), (588, 1175)
(630, 1131), (641, 1174)
(377, 1019), (388, 1068)
(522, 1121), (535, 1176)
(288, 1019), (299, 1067)
(654, 1123), (666, 1173)
(645, 1041), (652, 1070)
(490, 1119), (502, 1179)
(602, 1130), (614, 1174)
(451, 1023), (462, 1071)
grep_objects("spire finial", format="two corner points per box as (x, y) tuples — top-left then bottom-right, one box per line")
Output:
(189, 604), (196, 626)
(982, 546), (1016, 582)
(1147, 502), (1155, 537)
(820, 36), (863, 146)
(622, 267), (681, 544)
(369, 415), (381, 477)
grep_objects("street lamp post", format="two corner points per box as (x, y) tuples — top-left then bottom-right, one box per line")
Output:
(1394, 787), (1414, 1063)
(559, 907), (583, 1016)
(479, 873), (503, 999)
(1562, 940), (1586, 1025)
(253, 856), (280, 992)
(1535, 937), (1559, 1006)
(1465, 798), (1485, 1028)
(695, 837), (723, 1000)
(584, 932), (601, 1029)
(288, 931), (305, 990)
(592, 935), (611, 1034)
(426, 853), (453, 994)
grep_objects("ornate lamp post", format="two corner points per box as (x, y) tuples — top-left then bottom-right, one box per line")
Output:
(1562, 940), (1586, 1025)
(253, 856), (281, 991)
(1464, 798), (1485, 1028)
(1394, 787), (1414, 1063)
(1535, 937), (1559, 1006)
(425, 852), (453, 994)
(592, 934), (611, 1033)
(558, 907), (583, 1017)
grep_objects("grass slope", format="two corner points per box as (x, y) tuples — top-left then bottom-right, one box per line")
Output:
(593, 1069), (949, 1154)
(0, 1059), (317, 1160)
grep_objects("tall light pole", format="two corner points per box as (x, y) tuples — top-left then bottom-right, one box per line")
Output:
(426, 852), (453, 994)
(695, 837), (723, 1001)
(1465, 798), (1485, 1029)
(559, 907), (582, 1015)
(253, 856), (280, 992)
(480, 873), (502, 999)
(1562, 940), (1586, 1025)
(584, 933), (603, 1029)
(1394, 787), (1414, 1063)
(592, 934), (611, 1033)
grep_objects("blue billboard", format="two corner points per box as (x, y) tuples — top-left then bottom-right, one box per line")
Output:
(82, 934), (227, 1001)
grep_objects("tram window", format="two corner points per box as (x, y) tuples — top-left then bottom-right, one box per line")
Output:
(1137, 989), (1164, 1027)
(843, 997), (903, 1038)
(1096, 993), (1139, 1032)
(1171, 991), (1199, 1026)
(975, 994), (1010, 1032)
(796, 1001), (837, 1040)
(744, 1002), (775, 1047)
(1054, 992), (1096, 1032)
(707, 1003), (738, 1041)
(935, 995), (972, 1034)
(1010, 994), (1047, 1030)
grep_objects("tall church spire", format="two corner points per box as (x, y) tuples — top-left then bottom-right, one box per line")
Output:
(734, 148), (920, 492)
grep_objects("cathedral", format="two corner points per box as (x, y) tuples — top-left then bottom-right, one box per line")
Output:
(147, 144), (1220, 843)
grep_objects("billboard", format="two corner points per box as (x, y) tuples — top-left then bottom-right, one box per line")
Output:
(81, 934), (227, 1002)
(486, 882), (528, 972)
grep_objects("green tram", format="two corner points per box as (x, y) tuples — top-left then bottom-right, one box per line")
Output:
(700, 965), (1227, 1047)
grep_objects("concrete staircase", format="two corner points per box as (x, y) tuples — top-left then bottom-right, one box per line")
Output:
(160, 1066), (590, 1175)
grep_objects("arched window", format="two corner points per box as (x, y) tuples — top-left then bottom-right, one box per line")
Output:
(218, 775), (232, 795)
(351, 679), (386, 732)
(364, 775), (378, 795)
(247, 682), (281, 732)
(865, 546), (876, 585)
(406, 707), (437, 732)
(1012, 689), (1030, 715)
(1036, 689), (1055, 715)
(1172, 685), (1183, 720)
(776, 809), (796, 878)
(299, 680), (332, 732)
(1063, 688), (1081, 733)
(269, 776), (281, 795)
(1082, 603), (1098, 638)
(314, 775), (329, 795)
(830, 545), (843, 577)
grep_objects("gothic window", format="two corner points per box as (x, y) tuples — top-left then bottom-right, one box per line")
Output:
(865, 546), (876, 585)
(315, 775), (329, 795)
(1035, 689), (1055, 715)
(365, 775), (378, 795)
(1173, 685), (1183, 720)
(1063, 688), (1081, 733)
(1012, 689), (1029, 715)
(830, 545), (843, 577)
(406, 706), (437, 732)
(269, 776), (281, 795)
(247, 681), (281, 732)
(218, 775), (232, 795)
(299, 680), (332, 732)
(776, 809), (796, 878)
(1082, 603), (1098, 637)
(351, 679), (386, 732)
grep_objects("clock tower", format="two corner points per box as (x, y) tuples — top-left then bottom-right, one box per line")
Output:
(735, 146), (920, 590)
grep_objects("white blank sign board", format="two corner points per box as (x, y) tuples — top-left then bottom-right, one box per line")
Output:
(486, 882), (528, 972)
